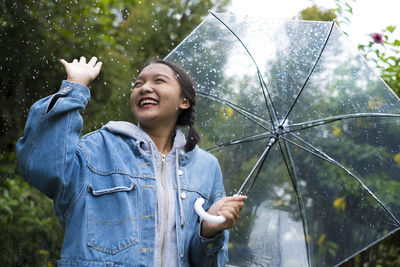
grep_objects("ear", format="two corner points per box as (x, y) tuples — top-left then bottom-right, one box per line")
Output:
(179, 97), (191, 110)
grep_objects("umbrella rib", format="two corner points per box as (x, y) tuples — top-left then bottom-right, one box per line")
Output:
(257, 69), (279, 127)
(209, 11), (279, 127)
(236, 137), (278, 195)
(277, 140), (312, 266)
(287, 113), (400, 132)
(242, 146), (271, 196)
(206, 132), (271, 152)
(334, 228), (400, 267)
(283, 133), (400, 226)
(164, 18), (208, 59)
(281, 20), (336, 126)
(198, 91), (273, 131)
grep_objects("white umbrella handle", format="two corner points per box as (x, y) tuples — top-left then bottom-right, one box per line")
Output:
(194, 197), (226, 223)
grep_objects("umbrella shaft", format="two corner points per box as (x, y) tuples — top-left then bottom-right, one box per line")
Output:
(237, 136), (277, 195)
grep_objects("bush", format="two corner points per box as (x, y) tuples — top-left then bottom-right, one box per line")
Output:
(0, 151), (63, 266)
(358, 25), (400, 97)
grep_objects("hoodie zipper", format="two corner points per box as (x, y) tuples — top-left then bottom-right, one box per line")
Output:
(160, 154), (167, 267)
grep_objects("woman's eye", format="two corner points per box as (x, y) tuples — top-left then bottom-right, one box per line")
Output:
(155, 78), (165, 83)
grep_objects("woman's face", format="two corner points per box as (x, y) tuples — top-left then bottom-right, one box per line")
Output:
(130, 63), (189, 128)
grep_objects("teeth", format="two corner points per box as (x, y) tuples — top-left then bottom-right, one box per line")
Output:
(140, 99), (158, 106)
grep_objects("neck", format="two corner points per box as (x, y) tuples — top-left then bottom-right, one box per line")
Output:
(139, 123), (175, 154)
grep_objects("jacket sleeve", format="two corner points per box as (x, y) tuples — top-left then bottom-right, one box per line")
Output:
(16, 80), (90, 217)
(189, 161), (229, 266)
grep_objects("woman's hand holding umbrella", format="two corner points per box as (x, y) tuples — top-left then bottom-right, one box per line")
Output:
(200, 195), (247, 238)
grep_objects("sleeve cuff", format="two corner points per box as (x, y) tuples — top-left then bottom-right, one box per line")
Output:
(59, 80), (91, 105)
(198, 221), (226, 256)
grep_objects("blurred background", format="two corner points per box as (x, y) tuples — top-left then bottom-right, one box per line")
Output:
(0, 0), (398, 266)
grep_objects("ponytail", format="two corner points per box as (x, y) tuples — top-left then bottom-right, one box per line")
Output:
(184, 110), (201, 152)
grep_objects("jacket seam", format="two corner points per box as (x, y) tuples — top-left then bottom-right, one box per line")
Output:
(179, 187), (209, 200)
(58, 110), (71, 206)
(79, 132), (154, 179)
(62, 149), (89, 220)
(54, 87), (89, 217)
(24, 101), (48, 182)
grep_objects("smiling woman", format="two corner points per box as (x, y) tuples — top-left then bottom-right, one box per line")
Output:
(132, 59), (200, 153)
(15, 56), (246, 266)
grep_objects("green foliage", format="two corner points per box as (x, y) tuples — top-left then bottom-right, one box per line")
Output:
(299, 2), (400, 266)
(341, 231), (400, 267)
(332, 0), (356, 27)
(358, 25), (400, 97)
(0, 151), (63, 266)
(0, 0), (230, 264)
(300, 5), (337, 21)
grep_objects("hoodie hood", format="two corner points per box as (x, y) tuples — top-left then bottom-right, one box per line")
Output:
(101, 121), (187, 156)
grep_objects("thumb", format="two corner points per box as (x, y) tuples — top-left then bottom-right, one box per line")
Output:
(60, 59), (68, 69)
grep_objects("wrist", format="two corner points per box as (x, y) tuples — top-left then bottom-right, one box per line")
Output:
(201, 221), (222, 238)
(66, 78), (89, 87)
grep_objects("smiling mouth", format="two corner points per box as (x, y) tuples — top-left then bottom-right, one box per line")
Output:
(139, 98), (159, 107)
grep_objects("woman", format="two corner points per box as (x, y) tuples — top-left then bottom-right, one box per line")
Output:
(16, 56), (246, 266)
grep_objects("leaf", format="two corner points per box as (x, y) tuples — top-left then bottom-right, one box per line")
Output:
(318, 234), (327, 245)
(385, 25), (396, 33)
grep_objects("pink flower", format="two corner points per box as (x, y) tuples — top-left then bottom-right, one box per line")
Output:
(371, 33), (384, 44)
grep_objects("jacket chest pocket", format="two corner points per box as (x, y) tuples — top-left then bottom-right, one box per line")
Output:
(87, 176), (139, 255)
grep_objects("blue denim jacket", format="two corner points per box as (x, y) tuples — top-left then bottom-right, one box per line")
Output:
(16, 81), (229, 266)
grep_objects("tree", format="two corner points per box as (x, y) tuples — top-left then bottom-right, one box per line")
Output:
(299, 5), (336, 21)
(0, 0), (230, 264)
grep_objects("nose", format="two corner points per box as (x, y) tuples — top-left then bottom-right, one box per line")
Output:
(139, 82), (154, 95)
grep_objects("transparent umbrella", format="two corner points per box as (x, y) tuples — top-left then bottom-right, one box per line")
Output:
(165, 12), (400, 267)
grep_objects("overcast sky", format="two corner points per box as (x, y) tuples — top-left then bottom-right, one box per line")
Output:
(228, 0), (400, 45)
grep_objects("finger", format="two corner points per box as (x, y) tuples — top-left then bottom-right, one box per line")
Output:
(223, 202), (244, 215)
(220, 206), (239, 221)
(94, 61), (103, 73)
(223, 199), (245, 207)
(60, 59), (68, 68)
(219, 210), (239, 228)
(233, 195), (247, 201)
(223, 202), (244, 218)
(79, 56), (86, 63)
(88, 56), (97, 67)
(223, 195), (247, 202)
(72, 58), (78, 63)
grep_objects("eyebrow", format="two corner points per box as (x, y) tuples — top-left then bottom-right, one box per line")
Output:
(136, 73), (171, 81)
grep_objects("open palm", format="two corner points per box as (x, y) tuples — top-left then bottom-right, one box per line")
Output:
(60, 56), (102, 86)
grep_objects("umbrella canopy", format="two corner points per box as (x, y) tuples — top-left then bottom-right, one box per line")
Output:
(165, 12), (400, 266)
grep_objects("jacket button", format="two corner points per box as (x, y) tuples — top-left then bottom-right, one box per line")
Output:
(178, 169), (183, 175)
(181, 192), (187, 199)
(180, 254), (184, 259)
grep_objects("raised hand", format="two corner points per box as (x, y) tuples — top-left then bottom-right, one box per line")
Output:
(200, 195), (247, 238)
(60, 56), (102, 87)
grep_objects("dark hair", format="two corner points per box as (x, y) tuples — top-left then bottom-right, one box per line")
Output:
(140, 58), (200, 152)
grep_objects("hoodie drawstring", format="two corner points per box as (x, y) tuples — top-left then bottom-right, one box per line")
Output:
(175, 148), (185, 227)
